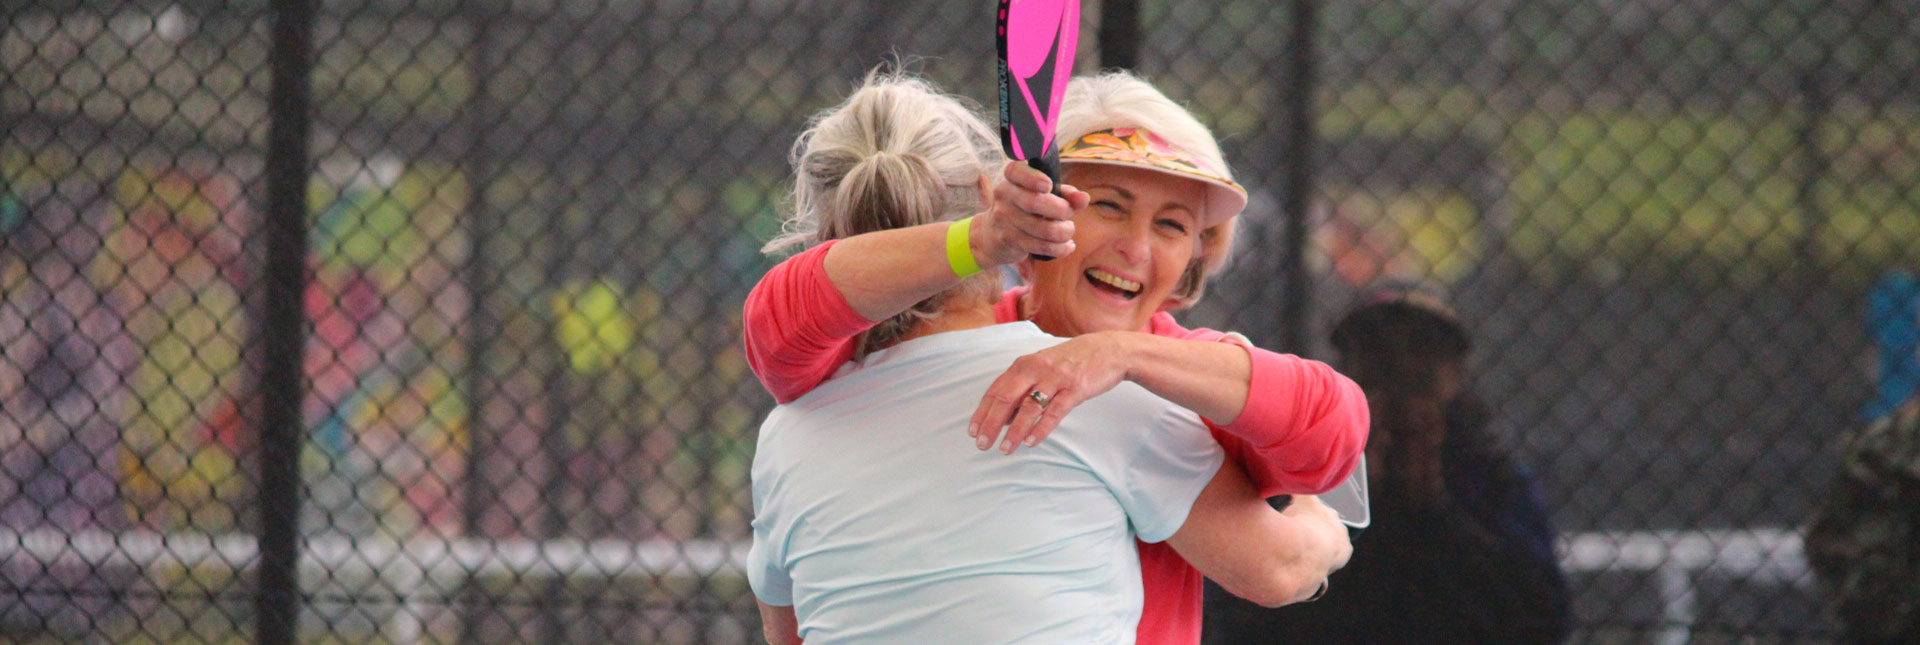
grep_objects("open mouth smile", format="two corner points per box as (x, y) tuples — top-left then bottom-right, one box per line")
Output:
(1085, 268), (1142, 301)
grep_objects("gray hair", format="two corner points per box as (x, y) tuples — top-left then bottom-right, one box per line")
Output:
(765, 71), (1005, 356)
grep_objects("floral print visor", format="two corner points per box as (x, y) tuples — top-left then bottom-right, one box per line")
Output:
(1059, 127), (1250, 226)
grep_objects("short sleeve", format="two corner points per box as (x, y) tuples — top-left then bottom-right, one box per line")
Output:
(747, 511), (794, 606)
(1107, 397), (1225, 543)
(747, 431), (795, 607)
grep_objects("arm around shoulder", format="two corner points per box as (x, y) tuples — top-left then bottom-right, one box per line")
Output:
(742, 241), (876, 402)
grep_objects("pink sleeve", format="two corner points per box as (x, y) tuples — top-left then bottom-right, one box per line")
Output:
(741, 241), (878, 403)
(1153, 315), (1368, 497)
(1208, 345), (1369, 497)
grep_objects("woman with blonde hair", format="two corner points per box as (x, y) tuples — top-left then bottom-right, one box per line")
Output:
(745, 70), (1366, 644)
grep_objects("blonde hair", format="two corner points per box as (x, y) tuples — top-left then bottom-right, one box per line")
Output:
(765, 71), (1005, 356)
(1058, 71), (1240, 310)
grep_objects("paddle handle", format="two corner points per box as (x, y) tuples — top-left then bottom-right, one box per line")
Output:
(1029, 151), (1060, 261)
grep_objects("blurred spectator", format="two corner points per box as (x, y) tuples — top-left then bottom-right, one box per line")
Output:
(1206, 286), (1571, 644)
(1, 179), (139, 637)
(1807, 270), (1919, 644)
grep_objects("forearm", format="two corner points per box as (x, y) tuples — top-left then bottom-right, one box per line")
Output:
(1168, 461), (1350, 608)
(1115, 332), (1252, 425)
(822, 221), (970, 321)
(756, 601), (803, 645)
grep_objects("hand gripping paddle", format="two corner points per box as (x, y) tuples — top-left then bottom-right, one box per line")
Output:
(997, 0), (1080, 261)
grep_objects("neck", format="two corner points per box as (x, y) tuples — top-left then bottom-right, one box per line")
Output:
(897, 305), (999, 344)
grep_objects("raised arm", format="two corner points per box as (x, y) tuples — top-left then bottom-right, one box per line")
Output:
(1165, 458), (1352, 607)
(743, 162), (1084, 402)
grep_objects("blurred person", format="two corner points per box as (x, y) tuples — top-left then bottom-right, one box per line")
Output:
(749, 72), (1352, 644)
(0, 179), (140, 637)
(744, 69), (1368, 644)
(1807, 270), (1920, 644)
(1205, 287), (1571, 644)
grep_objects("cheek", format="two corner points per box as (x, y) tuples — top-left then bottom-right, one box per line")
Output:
(1066, 209), (1109, 248)
(1029, 252), (1079, 294)
(1152, 238), (1197, 286)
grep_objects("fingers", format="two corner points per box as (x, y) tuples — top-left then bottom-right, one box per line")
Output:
(969, 387), (1025, 452)
(968, 371), (1069, 455)
(973, 385), (1082, 455)
(1058, 183), (1092, 211)
(998, 162), (1075, 220)
(997, 391), (1051, 454)
(982, 190), (1076, 262)
(1016, 389), (1085, 450)
(1002, 160), (1054, 194)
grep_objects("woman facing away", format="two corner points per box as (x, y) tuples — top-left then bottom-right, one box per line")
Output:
(746, 71), (1350, 644)
(743, 69), (1369, 644)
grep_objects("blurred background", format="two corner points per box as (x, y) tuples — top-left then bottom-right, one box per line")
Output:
(4, 0), (1917, 642)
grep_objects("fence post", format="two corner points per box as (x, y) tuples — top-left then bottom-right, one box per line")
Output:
(258, 0), (315, 643)
(1098, 0), (1141, 71)
(1277, 0), (1318, 354)
(457, 0), (507, 640)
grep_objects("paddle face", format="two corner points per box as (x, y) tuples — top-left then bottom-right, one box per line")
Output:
(1321, 456), (1371, 530)
(996, 0), (1080, 260)
(997, 0), (1078, 165)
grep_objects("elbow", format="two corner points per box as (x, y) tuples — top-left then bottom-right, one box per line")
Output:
(1222, 566), (1321, 609)
(1306, 375), (1372, 494)
(1215, 545), (1328, 608)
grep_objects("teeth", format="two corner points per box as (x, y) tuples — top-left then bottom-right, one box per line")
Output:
(1086, 268), (1142, 293)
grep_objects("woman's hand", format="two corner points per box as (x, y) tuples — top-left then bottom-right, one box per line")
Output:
(1280, 495), (1354, 574)
(969, 161), (1089, 266)
(968, 331), (1132, 454)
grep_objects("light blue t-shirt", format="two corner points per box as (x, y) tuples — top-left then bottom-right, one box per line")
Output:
(748, 322), (1225, 644)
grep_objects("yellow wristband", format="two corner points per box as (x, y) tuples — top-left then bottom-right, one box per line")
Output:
(946, 217), (983, 278)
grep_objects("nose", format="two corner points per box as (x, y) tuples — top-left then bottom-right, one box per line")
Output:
(1112, 218), (1151, 265)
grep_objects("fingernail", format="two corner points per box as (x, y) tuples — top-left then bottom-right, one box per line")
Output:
(1001, 440), (1014, 453)
(976, 435), (991, 451)
(967, 424), (977, 438)
(1025, 436), (1038, 447)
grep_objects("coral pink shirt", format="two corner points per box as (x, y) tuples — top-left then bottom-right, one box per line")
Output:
(741, 240), (1369, 645)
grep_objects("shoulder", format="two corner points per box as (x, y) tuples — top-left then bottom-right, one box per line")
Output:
(1074, 381), (1210, 442)
(1146, 311), (1243, 345)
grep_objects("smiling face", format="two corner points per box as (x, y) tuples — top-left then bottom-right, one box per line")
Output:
(1026, 163), (1204, 336)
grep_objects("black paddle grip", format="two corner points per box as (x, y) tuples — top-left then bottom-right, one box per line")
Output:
(1029, 152), (1062, 261)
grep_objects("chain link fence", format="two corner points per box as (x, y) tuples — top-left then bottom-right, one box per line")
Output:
(4, 0), (1915, 642)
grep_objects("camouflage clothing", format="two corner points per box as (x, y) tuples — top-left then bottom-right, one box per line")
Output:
(1807, 399), (1920, 643)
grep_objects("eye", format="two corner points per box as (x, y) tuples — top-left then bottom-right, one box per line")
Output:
(1092, 200), (1125, 218)
(1155, 217), (1191, 236)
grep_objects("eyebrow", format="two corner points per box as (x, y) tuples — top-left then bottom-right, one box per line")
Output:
(1088, 183), (1196, 218)
(1087, 184), (1134, 201)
